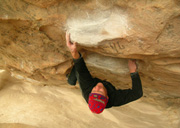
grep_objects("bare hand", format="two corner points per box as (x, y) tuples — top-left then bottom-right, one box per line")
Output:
(65, 32), (80, 59)
(66, 32), (77, 53)
(128, 59), (137, 73)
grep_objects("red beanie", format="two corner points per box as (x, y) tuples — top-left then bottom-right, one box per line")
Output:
(88, 93), (108, 114)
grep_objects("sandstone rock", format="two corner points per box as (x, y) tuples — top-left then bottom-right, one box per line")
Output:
(0, 0), (180, 127)
(0, 71), (179, 128)
(0, 123), (38, 128)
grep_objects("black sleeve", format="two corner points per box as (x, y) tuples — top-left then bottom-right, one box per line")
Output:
(73, 54), (95, 92)
(112, 72), (143, 106)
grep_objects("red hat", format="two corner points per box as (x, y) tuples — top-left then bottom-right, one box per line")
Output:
(88, 93), (108, 114)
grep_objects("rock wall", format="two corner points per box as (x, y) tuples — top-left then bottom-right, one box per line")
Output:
(0, 0), (180, 127)
(0, 69), (179, 128)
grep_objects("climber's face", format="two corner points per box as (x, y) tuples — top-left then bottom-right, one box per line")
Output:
(91, 82), (109, 99)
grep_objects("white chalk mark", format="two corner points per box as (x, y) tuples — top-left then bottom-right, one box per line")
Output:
(66, 8), (130, 46)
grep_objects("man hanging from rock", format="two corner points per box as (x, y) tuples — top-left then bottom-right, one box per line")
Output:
(65, 32), (143, 114)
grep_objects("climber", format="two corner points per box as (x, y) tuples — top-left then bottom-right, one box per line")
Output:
(65, 32), (143, 114)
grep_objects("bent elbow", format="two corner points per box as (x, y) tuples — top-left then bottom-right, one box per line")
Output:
(135, 91), (143, 99)
(139, 91), (143, 98)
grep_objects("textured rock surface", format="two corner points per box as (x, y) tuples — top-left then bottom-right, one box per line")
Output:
(0, 70), (179, 128)
(0, 0), (180, 127)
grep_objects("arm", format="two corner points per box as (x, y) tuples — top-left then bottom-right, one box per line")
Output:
(66, 32), (80, 59)
(66, 32), (95, 90)
(112, 60), (143, 106)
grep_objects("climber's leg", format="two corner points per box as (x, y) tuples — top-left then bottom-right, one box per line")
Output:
(67, 65), (77, 86)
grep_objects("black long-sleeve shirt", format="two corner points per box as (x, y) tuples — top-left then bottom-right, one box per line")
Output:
(73, 56), (143, 108)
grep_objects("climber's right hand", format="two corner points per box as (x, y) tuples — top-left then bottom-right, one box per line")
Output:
(66, 32), (77, 53)
(66, 32), (80, 59)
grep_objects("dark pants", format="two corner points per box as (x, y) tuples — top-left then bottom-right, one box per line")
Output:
(67, 66), (78, 86)
(67, 66), (89, 100)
